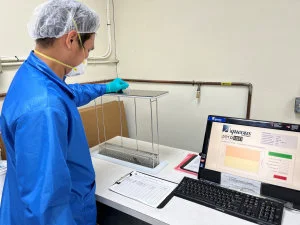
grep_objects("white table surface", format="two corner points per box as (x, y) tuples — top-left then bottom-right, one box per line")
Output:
(92, 137), (300, 225)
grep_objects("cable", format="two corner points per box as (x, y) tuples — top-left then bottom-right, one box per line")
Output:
(89, 0), (112, 59)
(111, 0), (119, 77)
(100, 0), (112, 58)
(284, 202), (300, 213)
(94, 100), (101, 150)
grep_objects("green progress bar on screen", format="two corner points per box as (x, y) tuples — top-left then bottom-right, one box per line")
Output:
(268, 152), (292, 159)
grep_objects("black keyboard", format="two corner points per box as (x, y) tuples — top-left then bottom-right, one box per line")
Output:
(173, 177), (284, 225)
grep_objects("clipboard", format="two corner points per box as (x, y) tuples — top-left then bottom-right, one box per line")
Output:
(179, 154), (198, 173)
(109, 171), (178, 208)
(174, 153), (200, 176)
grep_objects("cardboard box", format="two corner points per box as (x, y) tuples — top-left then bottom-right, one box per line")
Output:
(0, 100), (128, 158)
(79, 101), (129, 147)
(0, 135), (6, 160)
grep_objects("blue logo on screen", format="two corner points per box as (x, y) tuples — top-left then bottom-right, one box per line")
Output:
(209, 116), (226, 123)
(222, 124), (251, 137)
(222, 125), (230, 132)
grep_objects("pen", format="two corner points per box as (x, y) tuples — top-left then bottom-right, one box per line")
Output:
(114, 171), (133, 184)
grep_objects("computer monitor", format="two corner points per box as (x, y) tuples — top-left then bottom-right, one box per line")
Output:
(199, 115), (300, 208)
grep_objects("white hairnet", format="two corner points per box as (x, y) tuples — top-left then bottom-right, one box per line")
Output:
(28, 0), (100, 39)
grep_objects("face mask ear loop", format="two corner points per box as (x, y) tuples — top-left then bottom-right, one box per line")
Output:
(72, 18), (86, 60)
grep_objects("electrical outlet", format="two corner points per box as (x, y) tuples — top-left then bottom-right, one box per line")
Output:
(295, 98), (300, 113)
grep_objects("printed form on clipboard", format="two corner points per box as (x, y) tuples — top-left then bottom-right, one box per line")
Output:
(109, 171), (177, 208)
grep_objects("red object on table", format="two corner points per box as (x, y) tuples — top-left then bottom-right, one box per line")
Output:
(174, 153), (198, 176)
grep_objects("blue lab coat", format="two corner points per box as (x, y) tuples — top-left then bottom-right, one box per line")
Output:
(0, 51), (106, 225)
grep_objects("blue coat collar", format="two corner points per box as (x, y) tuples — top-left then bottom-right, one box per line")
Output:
(26, 51), (75, 99)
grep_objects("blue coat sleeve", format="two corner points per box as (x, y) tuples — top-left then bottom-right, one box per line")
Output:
(15, 107), (77, 225)
(68, 83), (106, 107)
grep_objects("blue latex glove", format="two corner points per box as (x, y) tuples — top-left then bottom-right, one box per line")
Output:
(106, 78), (129, 93)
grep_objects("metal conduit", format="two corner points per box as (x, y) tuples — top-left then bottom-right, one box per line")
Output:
(0, 78), (253, 118)
(122, 79), (253, 119)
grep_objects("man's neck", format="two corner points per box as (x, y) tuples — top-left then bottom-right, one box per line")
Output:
(34, 46), (68, 80)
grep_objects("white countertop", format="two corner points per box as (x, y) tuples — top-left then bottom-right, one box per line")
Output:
(92, 137), (300, 225)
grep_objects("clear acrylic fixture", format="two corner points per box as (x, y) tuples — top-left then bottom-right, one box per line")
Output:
(94, 89), (168, 169)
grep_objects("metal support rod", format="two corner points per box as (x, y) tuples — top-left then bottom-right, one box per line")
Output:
(117, 96), (123, 147)
(150, 99), (155, 168)
(134, 98), (139, 150)
(100, 96), (108, 149)
(150, 99), (154, 152)
(94, 100), (101, 151)
(155, 98), (160, 162)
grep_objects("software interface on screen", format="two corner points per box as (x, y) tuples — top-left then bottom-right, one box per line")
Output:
(205, 118), (300, 191)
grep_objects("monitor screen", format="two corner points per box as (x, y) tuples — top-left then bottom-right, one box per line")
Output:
(201, 115), (300, 191)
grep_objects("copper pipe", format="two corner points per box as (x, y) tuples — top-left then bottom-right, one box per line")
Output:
(81, 79), (113, 85)
(246, 84), (253, 119)
(121, 79), (252, 119)
(0, 78), (253, 118)
(123, 79), (251, 87)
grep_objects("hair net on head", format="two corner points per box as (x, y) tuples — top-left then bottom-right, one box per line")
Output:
(28, 0), (100, 39)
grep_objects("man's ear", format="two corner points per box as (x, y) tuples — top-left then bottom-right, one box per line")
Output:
(65, 31), (78, 49)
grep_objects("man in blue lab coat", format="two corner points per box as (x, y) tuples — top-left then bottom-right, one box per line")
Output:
(0, 0), (128, 224)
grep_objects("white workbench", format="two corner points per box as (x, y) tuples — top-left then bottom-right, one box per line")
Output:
(91, 137), (300, 225)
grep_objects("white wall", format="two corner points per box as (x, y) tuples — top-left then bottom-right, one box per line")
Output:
(114, 0), (300, 152)
(1, 0), (300, 153)
(0, 0), (117, 109)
